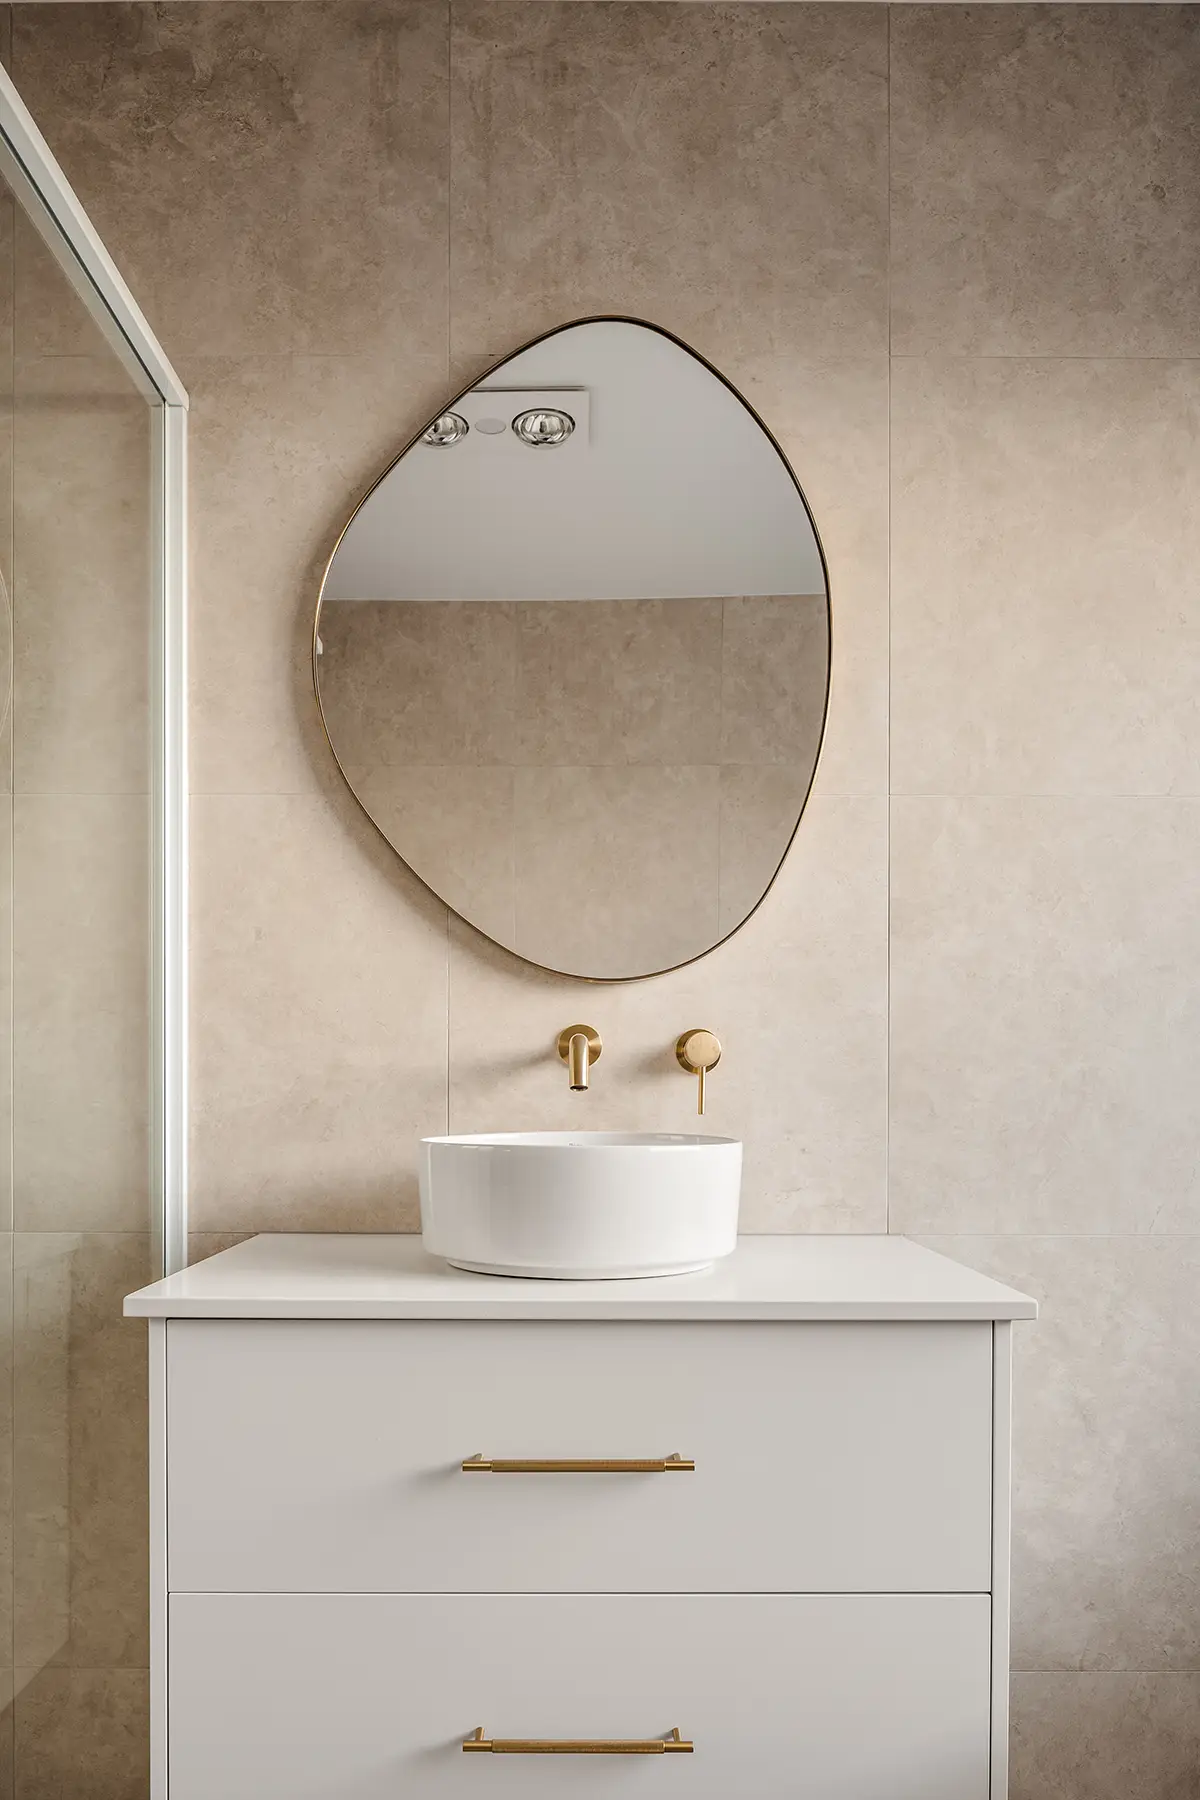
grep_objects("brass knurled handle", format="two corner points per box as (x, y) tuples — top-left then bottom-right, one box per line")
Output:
(464, 1727), (693, 1756)
(461, 1453), (694, 1474)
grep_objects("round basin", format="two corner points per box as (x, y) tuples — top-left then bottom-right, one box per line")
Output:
(419, 1131), (743, 1280)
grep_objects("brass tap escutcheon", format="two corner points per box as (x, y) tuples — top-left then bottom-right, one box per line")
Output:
(675, 1029), (722, 1115)
(557, 1024), (602, 1091)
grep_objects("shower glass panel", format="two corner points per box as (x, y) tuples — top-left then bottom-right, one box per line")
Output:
(0, 65), (188, 1796)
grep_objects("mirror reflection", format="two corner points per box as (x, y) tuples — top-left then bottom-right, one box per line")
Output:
(315, 318), (830, 979)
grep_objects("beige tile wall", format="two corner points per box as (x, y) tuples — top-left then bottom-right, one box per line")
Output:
(6, 2), (1199, 1793)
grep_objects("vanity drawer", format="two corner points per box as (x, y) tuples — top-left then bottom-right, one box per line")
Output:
(168, 1592), (992, 1800)
(166, 1318), (994, 1592)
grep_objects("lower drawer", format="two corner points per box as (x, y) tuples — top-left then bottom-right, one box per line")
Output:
(168, 1593), (992, 1799)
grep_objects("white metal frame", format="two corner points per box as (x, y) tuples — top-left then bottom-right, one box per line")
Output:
(0, 65), (189, 1275)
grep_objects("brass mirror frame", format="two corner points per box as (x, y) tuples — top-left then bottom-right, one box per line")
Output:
(312, 314), (833, 984)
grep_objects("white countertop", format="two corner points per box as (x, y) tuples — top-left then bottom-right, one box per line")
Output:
(124, 1234), (1037, 1322)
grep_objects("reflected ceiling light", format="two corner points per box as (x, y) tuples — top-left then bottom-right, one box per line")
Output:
(512, 407), (575, 447)
(422, 411), (469, 446)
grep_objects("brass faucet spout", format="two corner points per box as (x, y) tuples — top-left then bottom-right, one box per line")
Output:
(568, 1032), (590, 1090)
(557, 1025), (602, 1091)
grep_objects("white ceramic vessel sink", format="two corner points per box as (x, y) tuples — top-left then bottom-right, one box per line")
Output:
(419, 1131), (743, 1280)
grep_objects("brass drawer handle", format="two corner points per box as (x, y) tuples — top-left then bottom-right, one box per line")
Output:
(461, 1453), (695, 1474)
(464, 1727), (693, 1756)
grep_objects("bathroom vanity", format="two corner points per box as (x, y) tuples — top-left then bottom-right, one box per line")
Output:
(126, 1234), (1036, 1799)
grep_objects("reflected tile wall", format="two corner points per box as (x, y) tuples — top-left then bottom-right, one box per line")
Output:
(5, 3), (1200, 1795)
(0, 53), (160, 1800)
(318, 595), (826, 974)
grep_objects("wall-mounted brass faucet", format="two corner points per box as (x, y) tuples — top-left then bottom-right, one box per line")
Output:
(676, 1029), (722, 1115)
(557, 1025), (602, 1091)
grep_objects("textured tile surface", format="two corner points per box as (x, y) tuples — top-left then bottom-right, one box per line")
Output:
(13, 1667), (148, 1800)
(512, 763), (721, 976)
(450, 2), (889, 364)
(891, 358), (1200, 797)
(926, 1238), (1200, 1673)
(732, 357), (888, 798)
(13, 1236), (152, 1671)
(190, 791), (449, 1232)
(891, 797), (1200, 1235)
(891, 5), (1200, 355)
(13, 798), (150, 1234)
(12, 347), (151, 798)
(1010, 1673), (1200, 1800)
(11, 0), (449, 362)
(188, 353), (449, 798)
(449, 789), (888, 1230)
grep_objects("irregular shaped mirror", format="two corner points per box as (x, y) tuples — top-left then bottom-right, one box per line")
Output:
(315, 318), (830, 980)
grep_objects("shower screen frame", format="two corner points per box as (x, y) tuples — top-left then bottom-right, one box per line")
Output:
(0, 64), (189, 1278)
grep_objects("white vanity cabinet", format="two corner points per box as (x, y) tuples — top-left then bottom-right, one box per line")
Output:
(127, 1234), (1036, 1800)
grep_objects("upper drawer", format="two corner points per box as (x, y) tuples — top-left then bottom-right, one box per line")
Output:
(166, 1318), (994, 1593)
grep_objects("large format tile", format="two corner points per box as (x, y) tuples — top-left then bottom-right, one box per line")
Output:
(13, 1667), (148, 1800)
(891, 6), (1200, 356)
(13, 797), (149, 1234)
(12, 348), (151, 798)
(720, 596), (828, 768)
(449, 2), (889, 364)
(513, 600), (723, 769)
(0, 1238), (12, 1671)
(512, 763), (721, 977)
(13, 1236), (152, 1671)
(319, 601), (518, 771)
(733, 357), (888, 798)
(0, 816), (10, 1234)
(190, 792), (449, 1233)
(190, 353), (449, 798)
(448, 790), (888, 1231)
(891, 358), (1200, 797)
(11, 0), (449, 363)
(924, 1238), (1200, 1673)
(891, 798), (1200, 1235)
(349, 765), (517, 948)
(1011, 1673), (1200, 1800)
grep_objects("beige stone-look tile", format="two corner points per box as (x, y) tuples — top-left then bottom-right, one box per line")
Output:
(1012, 1675), (1200, 1800)
(513, 763), (720, 977)
(190, 791), (449, 1233)
(720, 595), (828, 767)
(734, 357), (887, 797)
(718, 764), (811, 936)
(891, 798), (1200, 1236)
(924, 1238), (1200, 1673)
(0, 816), (11, 1235)
(14, 1666), (147, 1800)
(891, 6), (1200, 356)
(13, 1236), (152, 1673)
(891, 359), (1200, 798)
(0, 1670), (12, 1800)
(13, 352), (151, 798)
(13, 797), (149, 1234)
(0, 1239), (13, 1671)
(514, 599), (722, 769)
(187, 353), (449, 798)
(349, 764), (516, 947)
(449, 3), (889, 364)
(11, 0), (449, 362)
(450, 789), (887, 1230)
(319, 600), (517, 769)
(1010, 1673), (1200, 1800)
